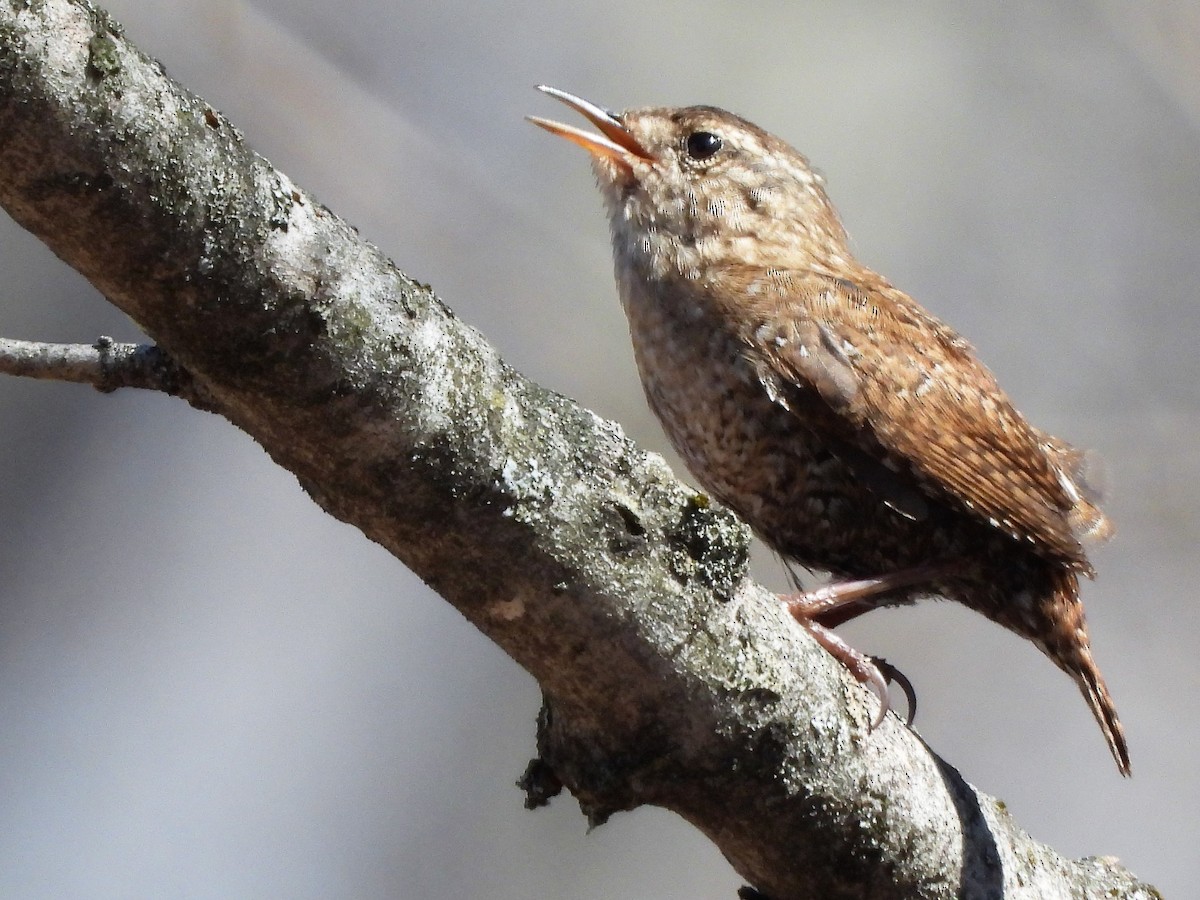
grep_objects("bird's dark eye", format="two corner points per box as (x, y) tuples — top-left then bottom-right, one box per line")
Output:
(685, 131), (723, 161)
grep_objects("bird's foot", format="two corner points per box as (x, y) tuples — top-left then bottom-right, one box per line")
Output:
(791, 616), (894, 728)
(782, 564), (961, 727)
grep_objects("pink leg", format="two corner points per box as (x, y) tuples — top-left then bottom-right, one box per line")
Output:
(784, 562), (963, 623)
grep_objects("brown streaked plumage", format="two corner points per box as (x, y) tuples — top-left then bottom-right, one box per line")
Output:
(530, 86), (1128, 775)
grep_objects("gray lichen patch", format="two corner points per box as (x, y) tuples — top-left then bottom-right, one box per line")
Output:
(86, 31), (119, 78)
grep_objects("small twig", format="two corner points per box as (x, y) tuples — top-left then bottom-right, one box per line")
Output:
(0, 336), (208, 405)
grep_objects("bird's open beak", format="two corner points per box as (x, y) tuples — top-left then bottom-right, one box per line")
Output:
(527, 85), (654, 165)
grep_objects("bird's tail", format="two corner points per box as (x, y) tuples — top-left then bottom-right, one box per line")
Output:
(1046, 569), (1130, 776)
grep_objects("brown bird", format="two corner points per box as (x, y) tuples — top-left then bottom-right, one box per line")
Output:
(529, 86), (1128, 775)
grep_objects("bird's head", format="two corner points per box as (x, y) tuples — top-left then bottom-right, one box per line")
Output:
(529, 85), (850, 280)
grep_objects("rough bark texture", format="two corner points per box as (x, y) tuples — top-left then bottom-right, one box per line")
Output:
(0, 2), (1159, 897)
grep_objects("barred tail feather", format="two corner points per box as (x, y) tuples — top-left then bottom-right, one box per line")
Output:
(1074, 649), (1131, 776)
(1047, 568), (1130, 775)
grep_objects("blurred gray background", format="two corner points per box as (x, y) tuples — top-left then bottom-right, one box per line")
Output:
(1, 1), (1196, 896)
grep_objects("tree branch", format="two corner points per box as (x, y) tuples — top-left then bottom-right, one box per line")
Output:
(0, 2), (1157, 897)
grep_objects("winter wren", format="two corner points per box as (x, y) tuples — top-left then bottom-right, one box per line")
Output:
(530, 86), (1129, 775)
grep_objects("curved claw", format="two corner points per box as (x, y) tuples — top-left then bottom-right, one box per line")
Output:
(862, 656), (892, 731)
(872, 656), (917, 727)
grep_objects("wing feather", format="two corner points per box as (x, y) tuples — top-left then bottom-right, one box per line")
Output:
(730, 268), (1098, 569)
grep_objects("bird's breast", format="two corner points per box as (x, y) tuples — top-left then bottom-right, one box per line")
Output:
(615, 268), (828, 534)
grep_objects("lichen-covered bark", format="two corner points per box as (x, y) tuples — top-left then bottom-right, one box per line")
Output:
(0, 2), (1159, 897)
